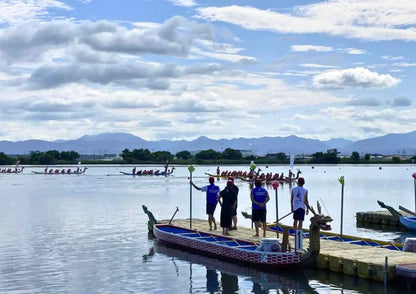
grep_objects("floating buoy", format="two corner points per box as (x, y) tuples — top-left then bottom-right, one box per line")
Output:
(379, 167), (382, 170)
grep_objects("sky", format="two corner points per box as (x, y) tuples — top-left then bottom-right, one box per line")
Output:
(0, 0), (415, 142)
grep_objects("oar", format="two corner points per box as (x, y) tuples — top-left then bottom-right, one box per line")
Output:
(277, 211), (293, 222)
(272, 181), (280, 238)
(169, 207), (179, 224)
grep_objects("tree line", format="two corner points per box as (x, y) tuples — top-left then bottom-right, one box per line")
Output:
(0, 148), (414, 165)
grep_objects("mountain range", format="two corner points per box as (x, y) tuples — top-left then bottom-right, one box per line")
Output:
(1, 131), (415, 156)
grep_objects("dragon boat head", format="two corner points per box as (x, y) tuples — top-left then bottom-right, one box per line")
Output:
(309, 201), (333, 231)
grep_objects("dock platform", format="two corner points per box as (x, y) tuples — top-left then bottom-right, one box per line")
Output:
(356, 210), (412, 226)
(164, 218), (416, 283)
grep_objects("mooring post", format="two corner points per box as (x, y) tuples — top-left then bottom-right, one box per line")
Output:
(188, 165), (195, 229)
(338, 176), (345, 238)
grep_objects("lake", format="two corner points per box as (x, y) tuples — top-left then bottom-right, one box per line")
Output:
(1, 164), (416, 293)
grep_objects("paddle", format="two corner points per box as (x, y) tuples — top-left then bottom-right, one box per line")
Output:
(272, 180), (280, 238)
(169, 207), (179, 224)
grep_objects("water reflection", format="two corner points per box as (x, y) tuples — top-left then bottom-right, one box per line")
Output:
(152, 241), (316, 293)
(151, 241), (416, 294)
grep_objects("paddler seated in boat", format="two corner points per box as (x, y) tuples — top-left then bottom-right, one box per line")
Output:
(67, 169), (71, 174)
(44, 167), (48, 173)
(290, 177), (311, 229)
(190, 176), (220, 231)
(132, 167), (136, 175)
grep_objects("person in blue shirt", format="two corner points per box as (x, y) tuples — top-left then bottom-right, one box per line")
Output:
(250, 179), (270, 237)
(191, 176), (220, 230)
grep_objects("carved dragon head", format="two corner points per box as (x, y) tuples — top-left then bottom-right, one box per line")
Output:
(309, 201), (333, 231)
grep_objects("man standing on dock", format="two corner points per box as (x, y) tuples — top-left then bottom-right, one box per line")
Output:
(217, 180), (237, 236)
(290, 177), (310, 229)
(251, 179), (270, 237)
(228, 176), (239, 230)
(190, 176), (220, 231)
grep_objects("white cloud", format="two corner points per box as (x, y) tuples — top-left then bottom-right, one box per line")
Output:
(299, 63), (338, 69)
(313, 67), (401, 89)
(168, 0), (197, 7)
(0, 0), (71, 25)
(197, 1), (416, 41)
(291, 45), (333, 52)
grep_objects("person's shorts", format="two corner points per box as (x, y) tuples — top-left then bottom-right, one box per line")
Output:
(293, 208), (305, 221)
(206, 203), (217, 215)
(252, 209), (266, 222)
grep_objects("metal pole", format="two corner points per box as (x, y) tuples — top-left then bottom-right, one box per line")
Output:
(340, 183), (344, 238)
(384, 256), (388, 289)
(338, 176), (345, 238)
(190, 171), (193, 229)
(275, 188), (279, 238)
(188, 165), (195, 229)
(414, 177), (416, 214)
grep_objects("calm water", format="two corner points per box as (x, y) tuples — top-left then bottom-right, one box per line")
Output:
(1, 164), (416, 293)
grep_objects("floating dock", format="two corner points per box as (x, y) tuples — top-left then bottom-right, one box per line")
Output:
(164, 219), (416, 284)
(356, 210), (412, 226)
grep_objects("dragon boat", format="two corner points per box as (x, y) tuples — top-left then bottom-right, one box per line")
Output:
(143, 205), (332, 269)
(32, 167), (87, 175)
(377, 200), (416, 232)
(120, 169), (174, 176)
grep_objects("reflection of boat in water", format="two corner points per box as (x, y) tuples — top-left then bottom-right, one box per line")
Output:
(152, 241), (312, 293)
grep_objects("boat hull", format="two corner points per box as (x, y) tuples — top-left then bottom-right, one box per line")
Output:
(400, 216), (416, 231)
(153, 224), (301, 269)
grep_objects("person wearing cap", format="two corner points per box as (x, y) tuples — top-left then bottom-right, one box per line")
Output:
(217, 180), (237, 236)
(191, 177), (220, 231)
(227, 176), (239, 230)
(250, 179), (270, 237)
(290, 177), (310, 229)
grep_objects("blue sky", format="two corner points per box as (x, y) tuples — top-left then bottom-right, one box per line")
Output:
(0, 0), (415, 142)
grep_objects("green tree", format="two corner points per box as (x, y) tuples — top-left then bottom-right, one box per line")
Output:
(61, 151), (80, 161)
(195, 149), (221, 160)
(275, 152), (287, 161)
(351, 151), (360, 162)
(0, 152), (12, 165)
(151, 151), (173, 162)
(175, 150), (192, 160)
(364, 153), (370, 161)
(392, 156), (401, 163)
(222, 148), (242, 160)
(40, 153), (56, 165)
(131, 148), (151, 161)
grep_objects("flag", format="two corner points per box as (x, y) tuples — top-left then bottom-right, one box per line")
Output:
(289, 155), (295, 170)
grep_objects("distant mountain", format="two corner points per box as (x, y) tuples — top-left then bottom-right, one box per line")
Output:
(1, 131), (415, 156)
(344, 131), (416, 155)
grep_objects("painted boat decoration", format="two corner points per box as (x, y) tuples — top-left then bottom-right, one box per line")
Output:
(32, 167), (87, 175)
(153, 223), (301, 268)
(143, 204), (333, 269)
